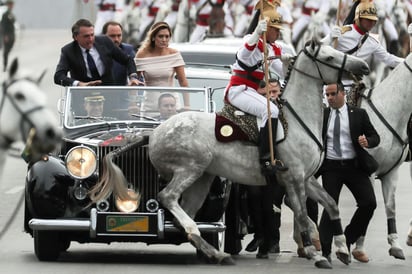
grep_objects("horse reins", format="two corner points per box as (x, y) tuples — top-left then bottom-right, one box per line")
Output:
(0, 78), (45, 148)
(281, 44), (350, 152)
(359, 60), (412, 178)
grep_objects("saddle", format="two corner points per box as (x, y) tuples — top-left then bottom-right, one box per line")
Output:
(215, 103), (287, 144)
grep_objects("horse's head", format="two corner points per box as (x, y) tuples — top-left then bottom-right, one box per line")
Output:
(0, 59), (62, 160)
(300, 38), (370, 84)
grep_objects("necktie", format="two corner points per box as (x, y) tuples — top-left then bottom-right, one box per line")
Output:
(86, 49), (100, 79)
(333, 109), (342, 157)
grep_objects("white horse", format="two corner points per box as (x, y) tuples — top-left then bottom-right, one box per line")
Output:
(90, 39), (369, 268)
(0, 59), (62, 180)
(355, 52), (412, 260)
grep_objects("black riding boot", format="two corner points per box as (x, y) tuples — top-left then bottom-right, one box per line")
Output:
(258, 118), (288, 176)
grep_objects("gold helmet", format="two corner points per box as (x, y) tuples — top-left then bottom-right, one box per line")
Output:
(262, 8), (283, 30)
(354, 0), (378, 22)
(255, 0), (281, 12)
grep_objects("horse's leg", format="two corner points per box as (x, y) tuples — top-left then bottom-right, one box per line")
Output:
(380, 171), (405, 260)
(409, 163), (412, 246)
(281, 175), (332, 269)
(306, 176), (349, 265)
(158, 172), (234, 265)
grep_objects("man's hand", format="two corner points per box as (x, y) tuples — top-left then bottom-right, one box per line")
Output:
(358, 134), (369, 148)
(331, 26), (341, 39)
(79, 80), (102, 86)
(280, 53), (294, 62)
(255, 19), (267, 35)
(129, 79), (144, 86)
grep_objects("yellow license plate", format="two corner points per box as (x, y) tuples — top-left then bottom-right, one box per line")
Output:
(106, 215), (149, 232)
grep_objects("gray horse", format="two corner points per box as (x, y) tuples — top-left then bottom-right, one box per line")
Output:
(146, 40), (369, 268)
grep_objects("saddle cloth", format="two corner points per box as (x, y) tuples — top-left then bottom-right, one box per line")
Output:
(215, 104), (285, 144)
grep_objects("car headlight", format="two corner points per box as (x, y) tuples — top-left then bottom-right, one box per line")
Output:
(65, 146), (97, 179)
(115, 189), (141, 213)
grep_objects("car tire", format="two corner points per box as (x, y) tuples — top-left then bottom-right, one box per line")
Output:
(34, 230), (61, 261)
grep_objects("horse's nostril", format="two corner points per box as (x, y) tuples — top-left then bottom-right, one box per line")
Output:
(46, 128), (61, 140)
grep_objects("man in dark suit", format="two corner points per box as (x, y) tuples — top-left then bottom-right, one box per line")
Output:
(318, 83), (380, 264)
(102, 21), (136, 86)
(54, 18), (141, 87)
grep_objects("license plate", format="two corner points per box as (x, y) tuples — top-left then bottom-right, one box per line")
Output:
(106, 215), (149, 232)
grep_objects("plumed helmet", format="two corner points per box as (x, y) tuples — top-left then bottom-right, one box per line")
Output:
(354, 0), (378, 22)
(262, 8), (283, 29)
(255, 0), (281, 12)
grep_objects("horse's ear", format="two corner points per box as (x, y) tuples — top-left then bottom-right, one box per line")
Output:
(9, 58), (18, 78)
(37, 69), (47, 84)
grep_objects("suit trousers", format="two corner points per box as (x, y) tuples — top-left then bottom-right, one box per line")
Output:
(319, 160), (377, 256)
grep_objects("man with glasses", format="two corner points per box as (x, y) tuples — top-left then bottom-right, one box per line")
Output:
(322, 0), (403, 105)
(317, 83), (380, 264)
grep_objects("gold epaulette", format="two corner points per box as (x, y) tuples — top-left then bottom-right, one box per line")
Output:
(341, 25), (352, 34)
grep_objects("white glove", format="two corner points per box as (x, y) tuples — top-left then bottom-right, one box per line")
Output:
(331, 26), (341, 39)
(408, 23), (412, 36)
(280, 53), (294, 62)
(247, 19), (267, 46)
(255, 19), (267, 35)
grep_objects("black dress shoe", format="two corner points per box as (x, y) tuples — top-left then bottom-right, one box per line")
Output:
(245, 238), (263, 252)
(256, 252), (269, 259)
(269, 243), (280, 253)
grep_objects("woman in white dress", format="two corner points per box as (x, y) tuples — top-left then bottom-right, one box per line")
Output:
(135, 21), (189, 114)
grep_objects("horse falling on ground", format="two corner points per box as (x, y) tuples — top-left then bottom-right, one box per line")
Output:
(91, 39), (369, 268)
(0, 59), (62, 180)
(356, 52), (412, 260)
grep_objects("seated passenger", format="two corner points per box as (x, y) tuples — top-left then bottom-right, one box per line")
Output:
(157, 93), (178, 121)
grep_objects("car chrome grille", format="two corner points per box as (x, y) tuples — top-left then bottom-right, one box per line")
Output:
(98, 144), (159, 211)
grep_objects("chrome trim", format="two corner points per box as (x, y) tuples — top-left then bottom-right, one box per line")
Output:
(157, 209), (165, 239)
(29, 218), (91, 231)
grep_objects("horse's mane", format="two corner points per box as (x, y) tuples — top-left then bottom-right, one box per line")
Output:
(279, 54), (297, 97)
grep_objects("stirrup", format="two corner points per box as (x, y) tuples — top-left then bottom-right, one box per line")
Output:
(261, 159), (288, 175)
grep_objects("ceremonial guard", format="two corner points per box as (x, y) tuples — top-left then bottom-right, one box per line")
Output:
(322, 0), (403, 105)
(225, 5), (292, 175)
(93, 0), (125, 35)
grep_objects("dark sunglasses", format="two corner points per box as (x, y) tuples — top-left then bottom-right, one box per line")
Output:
(325, 92), (337, 97)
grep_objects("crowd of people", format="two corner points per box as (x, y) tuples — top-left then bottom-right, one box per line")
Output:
(50, 0), (412, 265)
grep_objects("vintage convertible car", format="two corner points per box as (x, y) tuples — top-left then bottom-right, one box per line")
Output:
(24, 86), (230, 261)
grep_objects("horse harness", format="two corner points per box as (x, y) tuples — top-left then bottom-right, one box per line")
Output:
(358, 60), (412, 178)
(0, 78), (44, 149)
(281, 44), (351, 152)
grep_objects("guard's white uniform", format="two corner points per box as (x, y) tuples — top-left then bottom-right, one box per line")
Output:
(94, 0), (124, 35)
(291, 0), (330, 44)
(225, 36), (287, 126)
(135, 0), (171, 43)
(374, 0), (399, 43)
(322, 23), (403, 87)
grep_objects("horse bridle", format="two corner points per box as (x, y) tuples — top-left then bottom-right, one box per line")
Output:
(294, 44), (348, 84)
(0, 78), (45, 148)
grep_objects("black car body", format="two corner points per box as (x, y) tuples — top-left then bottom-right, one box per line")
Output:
(24, 86), (229, 261)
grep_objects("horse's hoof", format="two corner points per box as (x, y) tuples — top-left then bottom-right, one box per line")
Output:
(336, 251), (350, 265)
(219, 256), (235, 265)
(407, 236), (412, 246)
(315, 259), (332, 269)
(389, 247), (405, 260)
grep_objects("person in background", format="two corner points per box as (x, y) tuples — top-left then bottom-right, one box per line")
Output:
(1, 0), (16, 72)
(317, 83), (380, 264)
(102, 21), (136, 85)
(135, 21), (189, 113)
(93, 0), (125, 35)
(157, 93), (177, 121)
(54, 19), (141, 87)
(84, 95), (105, 117)
(322, 0), (403, 105)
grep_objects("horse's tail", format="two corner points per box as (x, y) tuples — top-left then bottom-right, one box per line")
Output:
(88, 136), (148, 203)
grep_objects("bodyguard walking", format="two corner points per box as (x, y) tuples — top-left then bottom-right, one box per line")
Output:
(1, 0), (16, 72)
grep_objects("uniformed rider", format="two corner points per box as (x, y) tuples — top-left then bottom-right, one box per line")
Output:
(224, 7), (292, 175)
(322, 0), (403, 105)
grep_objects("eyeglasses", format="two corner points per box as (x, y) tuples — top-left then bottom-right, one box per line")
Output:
(325, 92), (337, 97)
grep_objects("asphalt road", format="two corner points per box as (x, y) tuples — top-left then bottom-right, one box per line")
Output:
(1, 28), (412, 274)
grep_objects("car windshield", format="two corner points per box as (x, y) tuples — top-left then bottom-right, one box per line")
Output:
(63, 86), (210, 128)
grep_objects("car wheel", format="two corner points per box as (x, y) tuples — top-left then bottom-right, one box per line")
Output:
(34, 230), (61, 261)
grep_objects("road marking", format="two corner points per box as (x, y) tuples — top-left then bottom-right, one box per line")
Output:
(5, 186), (25, 194)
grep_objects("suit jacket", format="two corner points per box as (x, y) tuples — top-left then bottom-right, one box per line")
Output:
(320, 104), (380, 175)
(112, 42), (136, 85)
(54, 36), (136, 86)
